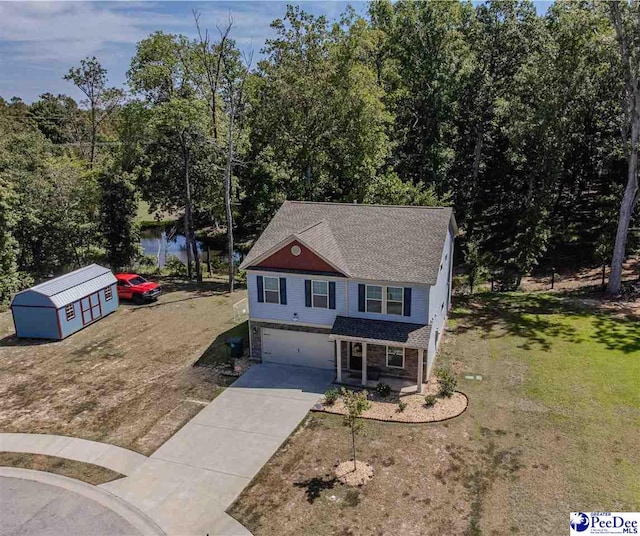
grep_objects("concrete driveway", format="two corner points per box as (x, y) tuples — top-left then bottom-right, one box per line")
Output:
(102, 364), (334, 535)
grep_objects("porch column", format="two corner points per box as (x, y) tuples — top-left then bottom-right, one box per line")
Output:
(417, 348), (424, 394)
(361, 342), (368, 387)
(335, 339), (342, 383)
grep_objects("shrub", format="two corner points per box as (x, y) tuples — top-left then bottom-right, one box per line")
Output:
(165, 255), (187, 276)
(436, 366), (457, 398)
(375, 382), (391, 398)
(424, 394), (437, 407)
(397, 400), (407, 412)
(324, 388), (340, 406)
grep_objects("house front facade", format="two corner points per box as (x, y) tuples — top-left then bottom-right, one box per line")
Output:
(239, 201), (457, 392)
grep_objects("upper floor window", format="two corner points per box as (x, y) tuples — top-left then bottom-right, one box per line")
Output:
(65, 304), (75, 321)
(366, 285), (382, 313)
(263, 276), (281, 304)
(386, 287), (403, 315)
(312, 280), (328, 308)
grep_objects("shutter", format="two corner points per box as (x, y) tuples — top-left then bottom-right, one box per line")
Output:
(305, 280), (312, 307)
(358, 284), (365, 312)
(329, 281), (336, 309)
(257, 276), (264, 303)
(403, 287), (412, 317)
(279, 277), (287, 305)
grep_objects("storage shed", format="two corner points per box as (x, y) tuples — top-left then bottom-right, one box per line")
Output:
(11, 264), (119, 340)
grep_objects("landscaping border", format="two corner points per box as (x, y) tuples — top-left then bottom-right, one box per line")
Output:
(311, 390), (469, 424)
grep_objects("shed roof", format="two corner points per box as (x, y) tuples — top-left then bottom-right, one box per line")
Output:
(11, 264), (116, 309)
(240, 201), (456, 285)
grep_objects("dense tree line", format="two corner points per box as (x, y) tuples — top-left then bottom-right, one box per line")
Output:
(1, 0), (638, 307)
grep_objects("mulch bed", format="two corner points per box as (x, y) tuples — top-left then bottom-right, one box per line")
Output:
(313, 378), (468, 423)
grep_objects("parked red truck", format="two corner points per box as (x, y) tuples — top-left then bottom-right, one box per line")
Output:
(115, 273), (162, 304)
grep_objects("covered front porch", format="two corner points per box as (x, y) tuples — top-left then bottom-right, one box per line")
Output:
(330, 316), (431, 394)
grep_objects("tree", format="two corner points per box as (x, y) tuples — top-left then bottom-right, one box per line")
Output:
(192, 12), (250, 291)
(128, 33), (215, 281)
(340, 388), (371, 472)
(65, 57), (124, 167)
(465, 237), (488, 294)
(0, 177), (26, 307)
(99, 164), (140, 271)
(606, 0), (640, 295)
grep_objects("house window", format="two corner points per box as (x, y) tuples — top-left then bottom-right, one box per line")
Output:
(312, 280), (328, 308)
(366, 285), (382, 313)
(105, 286), (113, 301)
(386, 287), (403, 315)
(386, 346), (404, 369)
(65, 304), (75, 321)
(263, 276), (281, 304)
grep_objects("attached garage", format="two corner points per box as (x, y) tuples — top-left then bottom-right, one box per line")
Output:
(261, 328), (335, 369)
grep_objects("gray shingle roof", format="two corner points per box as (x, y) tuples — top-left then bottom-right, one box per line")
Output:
(330, 316), (431, 349)
(240, 201), (455, 284)
(12, 264), (116, 309)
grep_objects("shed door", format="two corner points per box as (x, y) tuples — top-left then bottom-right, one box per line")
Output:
(262, 328), (334, 369)
(81, 292), (102, 325)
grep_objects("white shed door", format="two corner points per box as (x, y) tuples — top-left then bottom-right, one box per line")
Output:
(262, 328), (334, 369)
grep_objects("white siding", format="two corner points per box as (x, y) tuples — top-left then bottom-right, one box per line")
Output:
(346, 281), (428, 325)
(426, 225), (455, 376)
(248, 273), (346, 326)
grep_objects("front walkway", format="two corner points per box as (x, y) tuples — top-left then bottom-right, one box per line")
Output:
(101, 364), (334, 535)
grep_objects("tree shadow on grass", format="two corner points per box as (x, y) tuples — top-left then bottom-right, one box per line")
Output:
(451, 291), (640, 354)
(450, 293), (582, 351)
(293, 475), (338, 504)
(592, 314), (640, 354)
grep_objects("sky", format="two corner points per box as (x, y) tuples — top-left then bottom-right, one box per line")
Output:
(0, 1), (553, 104)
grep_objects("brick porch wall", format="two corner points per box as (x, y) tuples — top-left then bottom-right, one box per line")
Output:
(249, 320), (332, 360)
(337, 341), (421, 382)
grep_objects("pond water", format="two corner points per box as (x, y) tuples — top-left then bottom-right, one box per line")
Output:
(140, 228), (241, 268)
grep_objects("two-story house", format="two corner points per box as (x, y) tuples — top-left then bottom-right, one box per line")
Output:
(239, 201), (457, 393)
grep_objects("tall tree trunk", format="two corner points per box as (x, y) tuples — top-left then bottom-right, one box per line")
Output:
(224, 102), (236, 293)
(607, 122), (638, 294)
(90, 106), (97, 169)
(182, 136), (193, 280)
(607, 1), (640, 296)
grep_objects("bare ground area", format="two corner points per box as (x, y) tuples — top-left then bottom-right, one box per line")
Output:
(228, 293), (640, 536)
(0, 277), (247, 455)
(0, 452), (123, 485)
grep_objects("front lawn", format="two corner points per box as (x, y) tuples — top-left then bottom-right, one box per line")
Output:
(0, 277), (247, 455)
(228, 292), (640, 536)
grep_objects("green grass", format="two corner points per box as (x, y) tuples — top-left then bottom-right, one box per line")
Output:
(448, 292), (640, 511)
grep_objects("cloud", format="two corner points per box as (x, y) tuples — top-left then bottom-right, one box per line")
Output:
(0, 1), (362, 102)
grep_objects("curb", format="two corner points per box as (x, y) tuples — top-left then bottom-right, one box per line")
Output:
(0, 467), (165, 536)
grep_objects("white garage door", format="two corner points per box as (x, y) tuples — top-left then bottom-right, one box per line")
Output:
(262, 328), (335, 369)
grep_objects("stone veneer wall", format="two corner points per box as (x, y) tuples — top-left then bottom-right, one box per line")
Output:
(249, 320), (332, 360)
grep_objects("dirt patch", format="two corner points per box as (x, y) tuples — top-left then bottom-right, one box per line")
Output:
(316, 380), (467, 423)
(0, 452), (123, 485)
(0, 276), (247, 455)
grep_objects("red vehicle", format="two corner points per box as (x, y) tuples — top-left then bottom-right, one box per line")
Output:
(115, 273), (162, 304)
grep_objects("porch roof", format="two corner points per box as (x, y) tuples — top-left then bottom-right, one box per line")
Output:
(329, 316), (431, 350)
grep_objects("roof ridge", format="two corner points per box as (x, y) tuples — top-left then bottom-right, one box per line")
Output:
(30, 263), (101, 291)
(284, 200), (451, 210)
